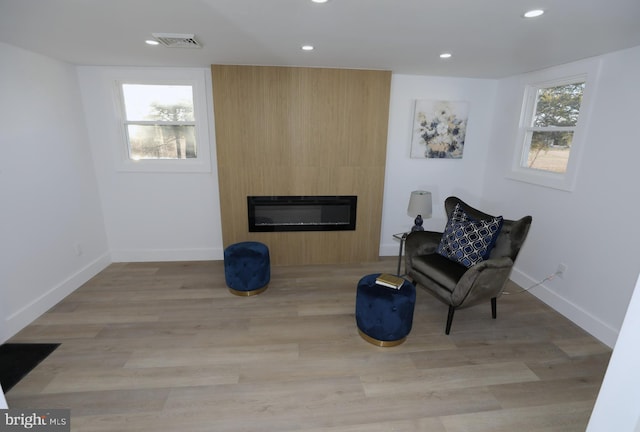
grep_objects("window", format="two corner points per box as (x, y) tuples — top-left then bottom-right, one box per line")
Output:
(121, 84), (197, 160)
(509, 59), (600, 191)
(113, 68), (212, 172)
(523, 81), (585, 174)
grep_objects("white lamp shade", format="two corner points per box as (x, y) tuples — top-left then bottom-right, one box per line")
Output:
(407, 190), (432, 218)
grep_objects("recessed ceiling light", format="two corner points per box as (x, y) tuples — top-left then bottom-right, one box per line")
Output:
(523, 9), (544, 18)
(302, 45), (314, 51)
(311, 0), (328, 3)
(145, 39), (159, 46)
(439, 53), (452, 59)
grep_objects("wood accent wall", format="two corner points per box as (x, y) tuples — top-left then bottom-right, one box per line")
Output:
(211, 65), (391, 265)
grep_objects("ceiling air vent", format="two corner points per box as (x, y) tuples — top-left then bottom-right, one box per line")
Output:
(151, 33), (202, 48)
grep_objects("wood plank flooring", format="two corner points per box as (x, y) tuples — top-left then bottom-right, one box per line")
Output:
(5, 258), (611, 431)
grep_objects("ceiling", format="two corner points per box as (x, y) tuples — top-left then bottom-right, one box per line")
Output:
(1, 0), (640, 79)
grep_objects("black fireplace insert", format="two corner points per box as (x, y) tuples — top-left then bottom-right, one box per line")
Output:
(247, 196), (357, 232)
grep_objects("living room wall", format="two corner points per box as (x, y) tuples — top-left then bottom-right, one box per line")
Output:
(77, 66), (224, 263)
(212, 65), (391, 265)
(379, 74), (498, 254)
(0, 42), (110, 343)
(481, 46), (640, 347)
(78, 64), (498, 268)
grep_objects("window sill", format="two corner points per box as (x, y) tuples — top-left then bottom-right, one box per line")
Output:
(506, 168), (574, 192)
(116, 158), (211, 173)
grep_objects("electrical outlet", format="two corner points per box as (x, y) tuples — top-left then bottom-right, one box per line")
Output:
(556, 263), (567, 278)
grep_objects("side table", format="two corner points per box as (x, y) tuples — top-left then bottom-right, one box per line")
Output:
(392, 232), (410, 276)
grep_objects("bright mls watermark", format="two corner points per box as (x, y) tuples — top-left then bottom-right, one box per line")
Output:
(0, 410), (69, 431)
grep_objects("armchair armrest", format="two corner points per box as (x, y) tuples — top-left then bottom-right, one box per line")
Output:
(404, 231), (442, 276)
(452, 256), (514, 308)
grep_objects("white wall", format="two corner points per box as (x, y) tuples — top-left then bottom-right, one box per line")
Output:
(587, 271), (640, 431)
(481, 45), (640, 347)
(76, 67), (224, 262)
(0, 43), (110, 343)
(379, 74), (498, 255)
(80, 69), (499, 265)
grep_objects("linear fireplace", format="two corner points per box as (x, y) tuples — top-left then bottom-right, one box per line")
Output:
(247, 196), (357, 232)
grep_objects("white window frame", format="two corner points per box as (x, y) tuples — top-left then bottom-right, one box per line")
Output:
(112, 68), (212, 173)
(508, 59), (601, 191)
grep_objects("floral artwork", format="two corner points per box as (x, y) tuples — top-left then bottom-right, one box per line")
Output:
(411, 100), (468, 159)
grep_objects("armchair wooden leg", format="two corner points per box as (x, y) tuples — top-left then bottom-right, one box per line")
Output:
(446, 306), (455, 335)
(491, 297), (497, 319)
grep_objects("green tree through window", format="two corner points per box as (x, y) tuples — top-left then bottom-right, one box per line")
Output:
(525, 82), (585, 173)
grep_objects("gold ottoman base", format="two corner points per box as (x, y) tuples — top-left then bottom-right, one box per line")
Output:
(358, 328), (407, 347)
(228, 285), (268, 297)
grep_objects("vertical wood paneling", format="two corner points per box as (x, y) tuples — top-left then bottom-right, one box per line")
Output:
(212, 65), (391, 265)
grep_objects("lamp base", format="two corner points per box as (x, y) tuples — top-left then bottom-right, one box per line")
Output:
(411, 214), (424, 232)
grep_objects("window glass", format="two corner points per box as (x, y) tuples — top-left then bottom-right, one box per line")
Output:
(532, 83), (584, 127)
(522, 82), (585, 174)
(126, 125), (196, 160)
(121, 84), (197, 160)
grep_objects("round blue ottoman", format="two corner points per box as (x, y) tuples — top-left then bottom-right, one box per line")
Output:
(224, 241), (270, 296)
(355, 273), (416, 346)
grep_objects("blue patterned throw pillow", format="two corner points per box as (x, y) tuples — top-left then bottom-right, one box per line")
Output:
(437, 204), (503, 268)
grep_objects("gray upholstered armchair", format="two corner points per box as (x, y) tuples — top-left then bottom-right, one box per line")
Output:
(405, 196), (532, 334)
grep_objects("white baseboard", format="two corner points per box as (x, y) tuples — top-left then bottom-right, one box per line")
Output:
(510, 267), (618, 348)
(3, 252), (111, 343)
(110, 247), (224, 263)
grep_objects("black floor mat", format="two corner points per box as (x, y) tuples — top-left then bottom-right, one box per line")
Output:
(0, 343), (60, 392)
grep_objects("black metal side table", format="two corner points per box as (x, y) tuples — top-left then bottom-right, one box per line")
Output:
(392, 232), (410, 276)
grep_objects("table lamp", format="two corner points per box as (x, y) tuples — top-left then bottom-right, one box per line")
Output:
(407, 190), (432, 232)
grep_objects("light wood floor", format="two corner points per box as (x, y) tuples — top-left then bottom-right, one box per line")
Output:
(6, 258), (611, 431)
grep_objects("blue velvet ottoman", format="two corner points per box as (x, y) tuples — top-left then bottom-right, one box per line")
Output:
(355, 273), (416, 346)
(224, 241), (270, 296)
